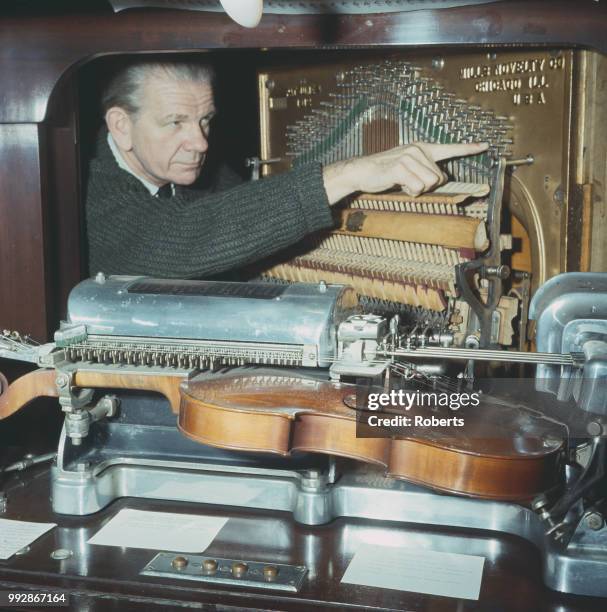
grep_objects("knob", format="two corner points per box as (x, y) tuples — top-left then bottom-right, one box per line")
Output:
(231, 562), (248, 578)
(202, 558), (218, 574)
(171, 556), (188, 570)
(263, 565), (279, 581)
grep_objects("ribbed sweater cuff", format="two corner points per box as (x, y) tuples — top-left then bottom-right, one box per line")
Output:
(291, 162), (334, 233)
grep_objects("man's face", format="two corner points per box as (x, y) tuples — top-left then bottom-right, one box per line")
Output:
(124, 73), (216, 186)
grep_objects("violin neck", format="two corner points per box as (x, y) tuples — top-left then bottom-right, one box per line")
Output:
(0, 365), (191, 420)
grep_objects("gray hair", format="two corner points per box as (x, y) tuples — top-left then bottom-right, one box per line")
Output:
(102, 60), (215, 116)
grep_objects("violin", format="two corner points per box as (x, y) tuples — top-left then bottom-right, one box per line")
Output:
(178, 370), (566, 501)
(1, 366), (565, 501)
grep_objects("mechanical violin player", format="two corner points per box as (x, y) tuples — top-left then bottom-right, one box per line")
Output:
(2, 265), (607, 599)
(1, 45), (607, 608)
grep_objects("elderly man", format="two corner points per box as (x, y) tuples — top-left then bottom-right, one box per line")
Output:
(86, 60), (487, 278)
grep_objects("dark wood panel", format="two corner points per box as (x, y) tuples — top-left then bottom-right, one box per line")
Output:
(45, 78), (82, 324)
(0, 1), (605, 123)
(0, 124), (50, 341)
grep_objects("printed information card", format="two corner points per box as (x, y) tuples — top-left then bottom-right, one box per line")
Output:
(341, 543), (485, 600)
(87, 508), (228, 553)
(0, 518), (57, 559)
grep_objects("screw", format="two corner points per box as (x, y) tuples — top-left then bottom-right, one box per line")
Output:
(585, 512), (604, 531)
(50, 548), (73, 560)
(482, 265), (510, 280)
(532, 494), (549, 513)
(587, 421), (604, 437)
(56, 375), (68, 388)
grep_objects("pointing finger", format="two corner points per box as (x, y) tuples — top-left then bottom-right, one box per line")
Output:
(416, 142), (489, 162)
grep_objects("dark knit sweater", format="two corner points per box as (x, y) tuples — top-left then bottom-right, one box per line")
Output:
(85, 133), (333, 278)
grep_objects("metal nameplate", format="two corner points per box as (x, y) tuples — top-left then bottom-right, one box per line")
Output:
(140, 553), (307, 592)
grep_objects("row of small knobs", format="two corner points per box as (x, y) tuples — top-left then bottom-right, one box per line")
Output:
(171, 556), (279, 581)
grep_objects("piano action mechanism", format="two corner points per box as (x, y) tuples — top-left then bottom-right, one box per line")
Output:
(255, 50), (582, 351)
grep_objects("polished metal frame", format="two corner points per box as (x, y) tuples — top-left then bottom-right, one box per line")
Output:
(51, 454), (607, 598)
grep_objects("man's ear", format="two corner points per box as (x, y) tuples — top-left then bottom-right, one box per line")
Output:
(105, 106), (134, 152)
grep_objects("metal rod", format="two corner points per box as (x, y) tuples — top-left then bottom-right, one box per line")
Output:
(2, 452), (56, 473)
(505, 155), (534, 167)
(380, 346), (579, 366)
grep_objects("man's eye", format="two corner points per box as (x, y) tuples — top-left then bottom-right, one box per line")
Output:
(173, 121), (181, 126)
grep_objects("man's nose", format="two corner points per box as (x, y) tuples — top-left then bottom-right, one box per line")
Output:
(184, 125), (209, 153)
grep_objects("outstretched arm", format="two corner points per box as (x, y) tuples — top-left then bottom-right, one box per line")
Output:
(86, 141), (488, 279)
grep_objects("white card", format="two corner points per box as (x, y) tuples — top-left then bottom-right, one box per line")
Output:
(341, 543), (485, 601)
(87, 508), (228, 553)
(0, 518), (57, 559)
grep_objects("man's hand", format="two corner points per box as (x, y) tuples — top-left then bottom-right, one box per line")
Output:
(322, 142), (489, 205)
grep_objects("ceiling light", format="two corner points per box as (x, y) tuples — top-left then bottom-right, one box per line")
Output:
(219, 0), (264, 28)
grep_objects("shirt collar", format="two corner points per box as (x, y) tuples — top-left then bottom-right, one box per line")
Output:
(107, 132), (174, 197)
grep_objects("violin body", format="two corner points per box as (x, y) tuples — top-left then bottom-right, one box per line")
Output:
(179, 371), (565, 501)
(0, 364), (565, 502)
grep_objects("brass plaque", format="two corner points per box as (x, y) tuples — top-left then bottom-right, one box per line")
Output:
(141, 552), (307, 592)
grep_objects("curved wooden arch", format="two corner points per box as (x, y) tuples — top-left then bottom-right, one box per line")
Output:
(0, 2), (605, 123)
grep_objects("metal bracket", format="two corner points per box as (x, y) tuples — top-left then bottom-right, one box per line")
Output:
(54, 367), (94, 414)
(0, 330), (59, 365)
(455, 158), (508, 348)
(245, 156), (282, 180)
(141, 553), (307, 592)
(55, 366), (121, 446)
(63, 394), (120, 447)
(331, 314), (390, 378)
